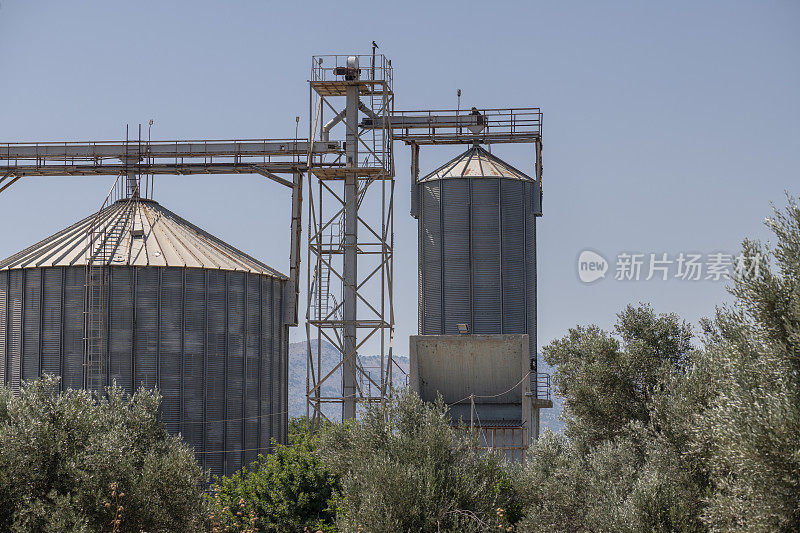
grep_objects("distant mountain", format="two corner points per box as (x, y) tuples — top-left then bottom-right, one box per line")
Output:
(288, 339), (563, 433)
(288, 339), (409, 421)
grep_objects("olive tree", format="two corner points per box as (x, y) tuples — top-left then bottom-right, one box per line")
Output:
(692, 197), (800, 531)
(317, 388), (517, 532)
(0, 376), (207, 532)
(517, 305), (706, 532)
(542, 303), (693, 450)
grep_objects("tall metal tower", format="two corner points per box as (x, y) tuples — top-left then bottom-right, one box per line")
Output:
(306, 54), (395, 421)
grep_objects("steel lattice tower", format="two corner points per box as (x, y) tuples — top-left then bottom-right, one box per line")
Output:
(306, 54), (396, 422)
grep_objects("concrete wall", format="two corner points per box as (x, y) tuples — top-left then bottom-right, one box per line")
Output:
(409, 334), (534, 435)
(409, 334), (530, 404)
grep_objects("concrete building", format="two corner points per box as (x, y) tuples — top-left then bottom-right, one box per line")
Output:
(410, 334), (551, 462)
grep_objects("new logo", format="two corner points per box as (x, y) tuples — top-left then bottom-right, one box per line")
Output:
(578, 250), (608, 283)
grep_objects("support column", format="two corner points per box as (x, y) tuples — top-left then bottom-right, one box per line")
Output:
(409, 142), (420, 218)
(127, 169), (137, 198)
(122, 156), (138, 198)
(287, 170), (303, 325)
(342, 83), (359, 420)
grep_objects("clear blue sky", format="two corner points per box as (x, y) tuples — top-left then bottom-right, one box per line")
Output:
(1, 1), (797, 354)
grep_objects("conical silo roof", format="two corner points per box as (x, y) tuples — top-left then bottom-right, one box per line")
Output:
(0, 198), (285, 277)
(419, 145), (533, 183)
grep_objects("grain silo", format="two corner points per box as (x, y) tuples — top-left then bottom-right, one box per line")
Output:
(410, 145), (549, 457)
(0, 197), (289, 476)
(412, 145), (540, 356)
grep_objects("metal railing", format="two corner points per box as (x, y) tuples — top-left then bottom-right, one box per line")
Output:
(311, 54), (393, 86)
(0, 139), (337, 172)
(386, 107), (542, 145)
(536, 372), (551, 401)
(454, 425), (528, 465)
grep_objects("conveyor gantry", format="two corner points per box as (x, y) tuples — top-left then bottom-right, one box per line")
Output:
(0, 138), (341, 191)
(361, 107), (542, 145)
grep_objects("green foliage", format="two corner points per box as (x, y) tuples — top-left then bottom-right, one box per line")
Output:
(543, 304), (693, 449)
(210, 417), (338, 533)
(512, 430), (589, 532)
(691, 197), (800, 532)
(0, 376), (206, 532)
(516, 304), (706, 532)
(517, 197), (800, 532)
(317, 388), (516, 533)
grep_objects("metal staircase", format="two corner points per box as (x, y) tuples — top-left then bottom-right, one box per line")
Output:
(311, 215), (343, 321)
(83, 179), (135, 395)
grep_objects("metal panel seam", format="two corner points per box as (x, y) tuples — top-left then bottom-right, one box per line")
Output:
(105, 267), (110, 390)
(202, 269), (208, 471)
(242, 272), (247, 468)
(439, 181), (444, 334)
(180, 269), (186, 434)
(131, 268), (137, 393)
(469, 179), (474, 331)
(157, 269), (162, 391)
(498, 179), (503, 334)
(223, 270), (229, 474)
(257, 274), (263, 453)
(20, 269), (24, 389)
(3, 272), (8, 386)
(38, 270), (43, 376)
(59, 268), (65, 390)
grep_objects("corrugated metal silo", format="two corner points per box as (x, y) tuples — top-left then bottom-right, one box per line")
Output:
(413, 145), (541, 370)
(0, 198), (289, 476)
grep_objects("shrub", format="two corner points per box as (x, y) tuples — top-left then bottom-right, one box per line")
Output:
(210, 417), (338, 533)
(317, 389), (517, 533)
(0, 376), (206, 532)
(691, 197), (800, 531)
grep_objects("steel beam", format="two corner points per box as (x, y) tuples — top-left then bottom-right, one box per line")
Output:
(0, 175), (21, 194)
(306, 54), (396, 426)
(362, 114), (482, 129)
(395, 133), (540, 145)
(287, 170), (303, 325)
(0, 140), (340, 161)
(0, 163), (325, 183)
